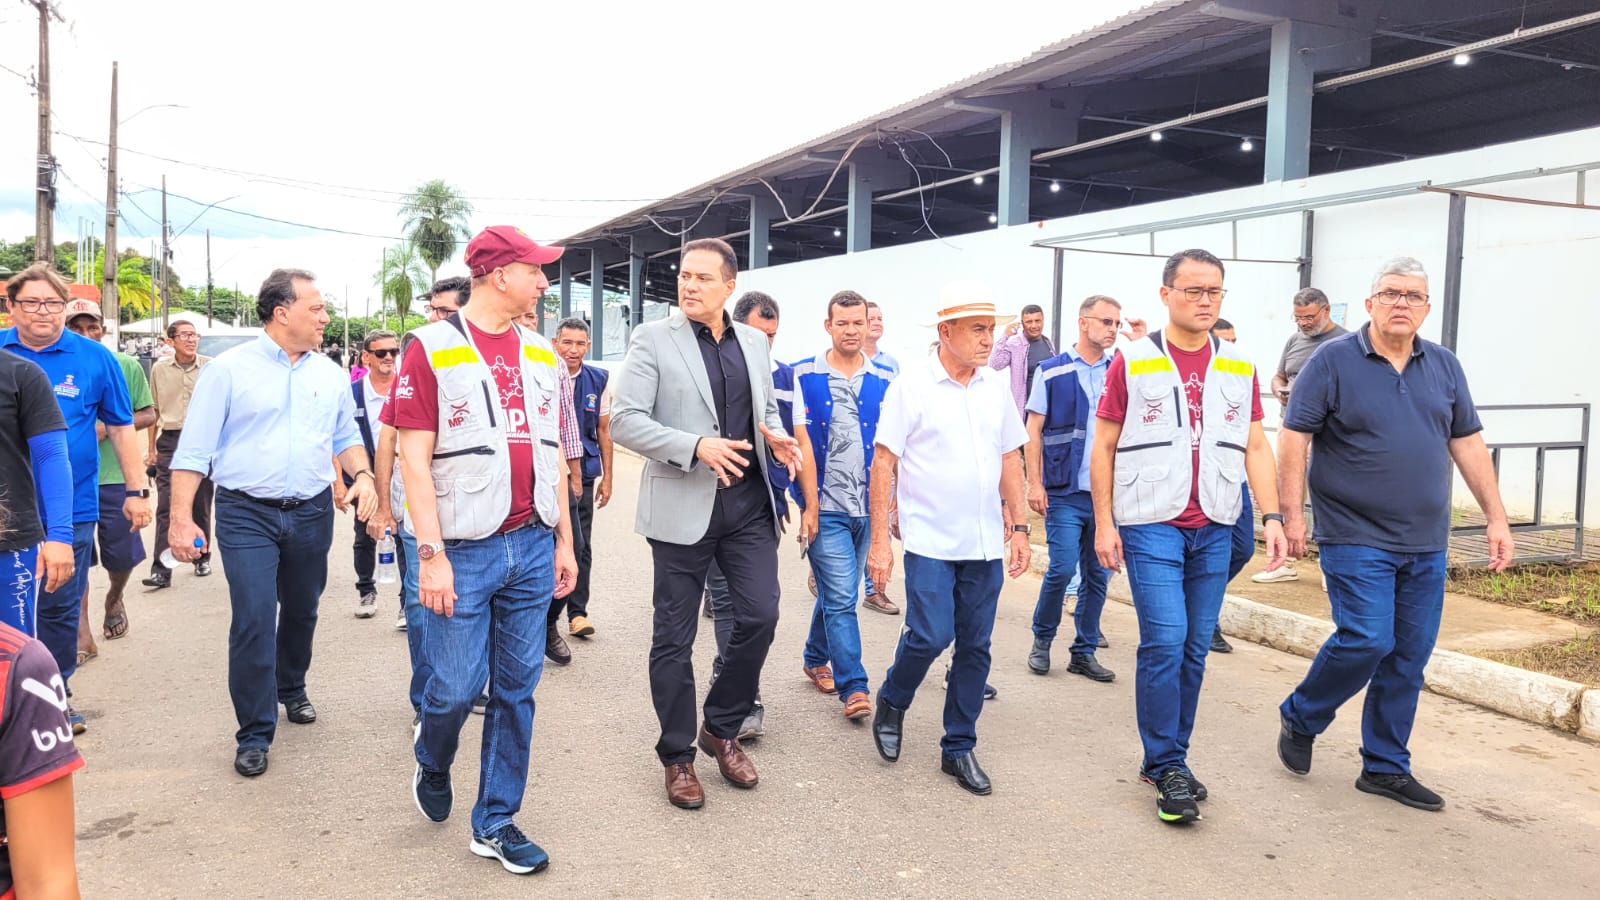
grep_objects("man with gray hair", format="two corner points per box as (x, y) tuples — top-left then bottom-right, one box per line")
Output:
(1275, 255), (1512, 813)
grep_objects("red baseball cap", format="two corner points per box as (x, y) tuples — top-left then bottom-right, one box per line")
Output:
(465, 226), (564, 276)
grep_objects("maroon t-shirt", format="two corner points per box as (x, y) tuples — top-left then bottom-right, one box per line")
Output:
(0, 624), (85, 896)
(1097, 340), (1263, 528)
(385, 322), (536, 533)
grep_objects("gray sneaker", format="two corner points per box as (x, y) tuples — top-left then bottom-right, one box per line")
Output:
(355, 592), (378, 618)
(736, 701), (766, 740)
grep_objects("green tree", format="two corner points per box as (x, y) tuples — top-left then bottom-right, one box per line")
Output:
(91, 250), (156, 321)
(398, 179), (473, 285)
(0, 237), (74, 279)
(374, 242), (429, 326)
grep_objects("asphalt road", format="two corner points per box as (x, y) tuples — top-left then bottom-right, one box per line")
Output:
(69, 453), (1600, 898)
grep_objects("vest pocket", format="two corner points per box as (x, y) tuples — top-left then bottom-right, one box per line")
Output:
(1113, 460), (1170, 523)
(435, 473), (494, 538)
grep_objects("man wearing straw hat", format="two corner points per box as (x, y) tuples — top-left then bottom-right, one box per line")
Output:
(866, 283), (1030, 796)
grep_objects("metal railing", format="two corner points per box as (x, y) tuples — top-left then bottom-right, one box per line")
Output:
(1450, 403), (1590, 565)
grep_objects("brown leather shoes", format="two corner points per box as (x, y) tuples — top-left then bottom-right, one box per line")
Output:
(665, 761), (704, 809)
(802, 664), (836, 694)
(862, 592), (901, 615)
(843, 691), (871, 720)
(697, 726), (759, 788)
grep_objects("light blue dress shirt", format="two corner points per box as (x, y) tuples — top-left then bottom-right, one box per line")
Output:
(172, 334), (362, 499)
(1025, 344), (1110, 494)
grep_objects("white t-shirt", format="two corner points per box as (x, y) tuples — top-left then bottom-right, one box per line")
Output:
(361, 374), (389, 427)
(875, 353), (1027, 561)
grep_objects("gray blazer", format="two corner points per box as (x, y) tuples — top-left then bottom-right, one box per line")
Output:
(610, 311), (787, 545)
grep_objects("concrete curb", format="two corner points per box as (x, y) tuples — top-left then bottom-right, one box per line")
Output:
(1027, 543), (1598, 743)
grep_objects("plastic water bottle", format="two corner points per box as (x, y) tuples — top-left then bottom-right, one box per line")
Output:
(159, 537), (205, 570)
(376, 529), (398, 585)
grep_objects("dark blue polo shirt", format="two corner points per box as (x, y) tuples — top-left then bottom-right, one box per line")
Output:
(1284, 324), (1481, 553)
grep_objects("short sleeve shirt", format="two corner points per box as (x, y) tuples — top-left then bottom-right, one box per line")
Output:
(1278, 324), (1348, 388)
(876, 355), (1027, 561)
(1285, 325), (1481, 552)
(0, 352), (67, 552)
(98, 353), (154, 485)
(796, 358), (869, 516)
(0, 625), (86, 896)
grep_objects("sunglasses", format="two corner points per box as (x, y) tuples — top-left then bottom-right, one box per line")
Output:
(367, 348), (399, 359)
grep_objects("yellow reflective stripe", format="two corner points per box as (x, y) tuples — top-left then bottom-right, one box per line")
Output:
(429, 346), (480, 369)
(1128, 357), (1176, 375)
(522, 345), (558, 367)
(1212, 358), (1254, 377)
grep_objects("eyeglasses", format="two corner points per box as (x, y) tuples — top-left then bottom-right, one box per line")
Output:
(367, 348), (399, 359)
(1170, 287), (1227, 302)
(1292, 313), (1323, 323)
(172, 332), (199, 340)
(1372, 290), (1429, 307)
(1081, 316), (1123, 330)
(13, 298), (66, 313)
(427, 305), (458, 316)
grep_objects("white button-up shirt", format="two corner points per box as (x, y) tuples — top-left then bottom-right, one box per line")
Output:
(875, 352), (1027, 561)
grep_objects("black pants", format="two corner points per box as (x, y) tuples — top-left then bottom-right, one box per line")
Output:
(549, 479), (595, 624)
(647, 481), (778, 763)
(352, 510), (377, 596)
(152, 429), (213, 572)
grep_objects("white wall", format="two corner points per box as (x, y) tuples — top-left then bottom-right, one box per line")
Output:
(734, 126), (1600, 522)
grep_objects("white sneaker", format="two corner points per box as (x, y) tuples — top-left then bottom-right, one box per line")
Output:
(395, 608), (408, 631)
(355, 592), (378, 618)
(1251, 564), (1299, 584)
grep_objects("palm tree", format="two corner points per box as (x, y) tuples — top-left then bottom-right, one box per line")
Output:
(91, 250), (156, 322)
(374, 242), (429, 327)
(398, 179), (473, 285)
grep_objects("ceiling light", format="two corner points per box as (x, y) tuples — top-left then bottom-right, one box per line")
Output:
(1150, 131), (1164, 142)
(669, 263), (676, 270)
(645, 280), (652, 287)
(972, 175), (984, 186)
(766, 243), (773, 251)
(988, 213), (998, 224)
(1453, 53), (1471, 66)
(1240, 138), (1254, 152)
(1049, 180), (1061, 193)
(833, 227), (842, 237)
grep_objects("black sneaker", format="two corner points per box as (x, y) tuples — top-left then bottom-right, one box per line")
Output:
(1141, 767), (1207, 802)
(470, 822), (550, 875)
(1278, 715), (1315, 775)
(1153, 767), (1201, 823)
(413, 764), (452, 822)
(941, 665), (998, 699)
(1210, 628), (1233, 654)
(1356, 771), (1444, 811)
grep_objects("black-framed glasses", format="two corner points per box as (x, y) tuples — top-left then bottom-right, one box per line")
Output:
(367, 348), (399, 359)
(13, 298), (66, 313)
(1372, 289), (1429, 307)
(1081, 316), (1123, 330)
(427, 305), (457, 316)
(1172, 287), (1227, 302)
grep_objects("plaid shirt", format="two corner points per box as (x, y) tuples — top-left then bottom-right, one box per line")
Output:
(987, 331), (1054, 416)
(558, 365), (582, 460)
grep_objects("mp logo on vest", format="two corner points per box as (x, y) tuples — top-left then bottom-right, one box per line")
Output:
(447, 401), (477, 430)
(1142, 401), (1164, 424)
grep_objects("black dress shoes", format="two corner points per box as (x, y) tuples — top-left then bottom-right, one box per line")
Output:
(1210, 628), (1233, 653)
(234, 747), (269, 777)
(141, 570), (171, 589)
(285, 698), (317, 724)
(1027, 638), (1051, 675)
(872, 697), (904, 762)
(1067, 653), (1116, 683)
(941, 751), (992, 795)
(195, 560), (212, 577)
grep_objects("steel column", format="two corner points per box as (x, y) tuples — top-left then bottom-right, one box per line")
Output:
(1440, 192), (1467, 351)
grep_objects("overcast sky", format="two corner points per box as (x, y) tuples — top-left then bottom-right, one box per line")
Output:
(0, 0), (1148, 314)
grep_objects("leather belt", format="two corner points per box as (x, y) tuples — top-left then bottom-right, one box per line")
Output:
(222, 487), (313, 510)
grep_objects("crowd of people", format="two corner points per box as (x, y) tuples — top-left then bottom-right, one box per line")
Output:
(0, 227), (1515, 886)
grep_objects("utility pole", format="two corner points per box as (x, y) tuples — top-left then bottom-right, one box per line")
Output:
(103, 61), (119, 343)
(160, 174), (170, 334)
(31, 1), (62, 262)
(205, 228), (213, 328)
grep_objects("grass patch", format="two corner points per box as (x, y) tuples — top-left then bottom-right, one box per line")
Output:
(1447, 562), (1600, 622)
(1472, 632), (1600, 686)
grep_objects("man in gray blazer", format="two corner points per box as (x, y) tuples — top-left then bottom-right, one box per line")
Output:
(610, 237), (802, 811)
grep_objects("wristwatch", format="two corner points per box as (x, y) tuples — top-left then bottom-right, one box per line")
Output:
(1261, 513), (1285, 526)
(417, 541), (446, 560)
(1012, 524), (1032, 535)
(125, 488), (150, 498)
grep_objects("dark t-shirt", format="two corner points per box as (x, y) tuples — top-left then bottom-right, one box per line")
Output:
(1025, 336), (1053, 395)
(386, 322), (536, 533)
(0, 351), (68, 551)
(0, 624), (85, 895)
(1098, 340), (1263, 528)
(692, 316), (760, 488)
(1285, 325), (1482, 553)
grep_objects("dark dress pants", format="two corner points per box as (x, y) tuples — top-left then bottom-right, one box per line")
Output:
(216, 487), (334, 750)
(152, 429), (213, 571)
(352, 511), (377, 595)
(647, 479), (778, 764)
(549, 479), (596, 624)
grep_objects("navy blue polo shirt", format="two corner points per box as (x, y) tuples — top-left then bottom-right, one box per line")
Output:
(1284, 324), (1481, 553)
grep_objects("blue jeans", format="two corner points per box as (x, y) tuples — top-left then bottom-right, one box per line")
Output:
(879, 553), (1003, 756)
(1281, 544), (1447, 775)
(802, 513), (871, 700)
(1121, 521), (1231, 776)
(1229, 488), (1254, 582)
(35, 522), (96, 692)
(3, 546), (41, 637)
(397, 523), (429, 713)
(416, 522), (553, 837)
(215, 489), (335, 750)
(1030, 492), (1109, 655)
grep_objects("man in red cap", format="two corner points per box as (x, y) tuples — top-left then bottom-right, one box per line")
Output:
(386, 225), (578, 876)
